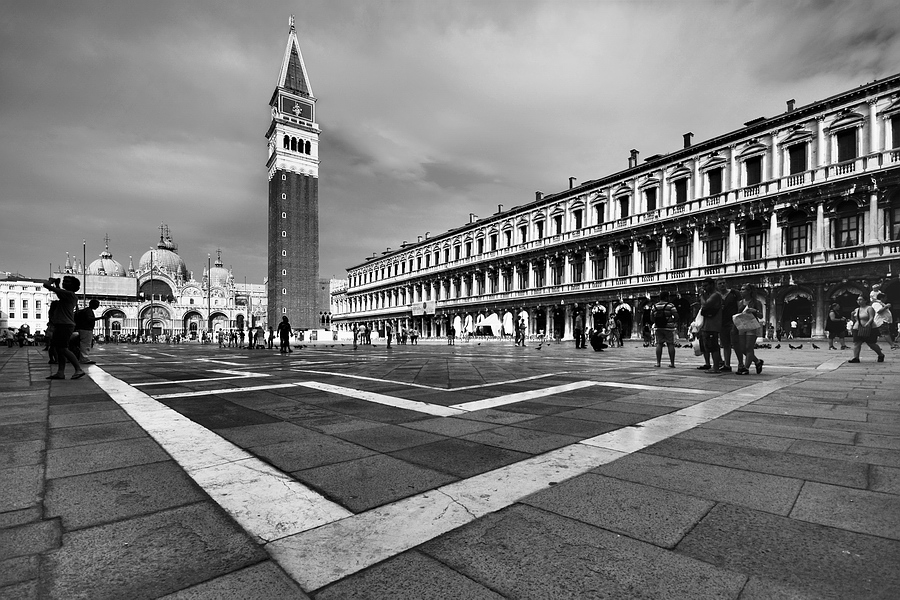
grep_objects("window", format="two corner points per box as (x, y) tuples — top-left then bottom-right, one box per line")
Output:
(504, 230), (512, 247)
(707, 228), (725, 265)
(786, 212), (809, 255)
(519, 225), (528, 244)
(23, 313), (28, 319)
(282, 193), (286, 199)
(282, 269), (287, 275)
(745, 156), (762, 186)
(36, 314), (41, 320)
(282, 288), (286, 295)
(518, 267), (528, 289)
(417, 257), (422, 270)
(892, 115), (900, 149)
(616, 251), (631, 277)
(553, 215), (563, 235)
(22, 300), (28, 309)
(836, 128), (857, 162)
(573, 209), (583, 229)
(282, 250), (286, 256)
(834, 201), (860, 247)
(618, 197), (629, 219)
(889, 203), (900, 241)
(36, 300), (41, 310)
(536, 220), (545, 239)
(444, 248), (450, 262)
(533, 262), (545, 287)
(674, 179), (688, 204)
(476, 239), (484, 254)
(552, 261), (563, 285)
(502, 270), (512, 292)
(454, 246), (461, 261)
(8, 300), (13, 309)
(571, 260), (584, 283)
(707, 168), (723, 196)
(8, 313), (13, 319)
(490, 234), (498, 251)
(595, 203), (606, 224)
(281, 230), (286, 237)
(644, 188), (657, 212)
(673, 239), (690, 270)
(642, 244), (659, 273)
(788, 143), (807, 175)
(282, 212), (287, 218)
(744, 220), (765, 260)
(592, 254), (606, 279)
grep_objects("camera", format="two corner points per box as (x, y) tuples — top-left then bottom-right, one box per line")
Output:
(50, 278), (61, 286)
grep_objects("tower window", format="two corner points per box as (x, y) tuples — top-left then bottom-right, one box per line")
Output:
(283, 308), (286, 314)
(282, 269), (286, 275)
(290, 138), (297, 152)
(282, 288), (287, 295)
(305, 141), (311, 154)
(282, 193), (286, 200)
(282, 250), (287, 256)
(283, 135), (289, 149)
(282, 231), (286, 237)
(282, 174), (286, 180)
(282, 212), (287, 218)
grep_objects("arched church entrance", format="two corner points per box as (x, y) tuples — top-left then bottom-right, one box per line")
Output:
(781, 289), (813, 338)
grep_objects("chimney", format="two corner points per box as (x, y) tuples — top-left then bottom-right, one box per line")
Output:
(425, 231), (430, 239)
(469, 213), (478, 223)
(628, 149), (639, 168)
(497, 204), (503, 214)
(569, 177), (577, 189)
(535, 191), (543, 201)
(417, 235), (422, 243)
(683, 132), (693, 148)
(786, 98), (795, 112)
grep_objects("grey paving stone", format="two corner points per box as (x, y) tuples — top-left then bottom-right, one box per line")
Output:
(491, 400), (576, 416)
(721, 411), (818, 428)
(46, 461), (206, 531)
(46, 437), (169, 479)
(249, 434), (375, 472)
(307, 417), (386, 435)
(159, 561), (307, 599)
(0, 423), (44, 444)
(738, 576), (824, 600)
(790, 481), (900, 540)
(295, 454), (456, 512)
(0, 507), (42, 529)
(0, 464), (43, 513)
(461, 425), (580, 455)
(522, 473), (715, 548)
(217, 421), (318, 448)
(0, 440), (43, 469)
(812, 419), (900, 436)
(676, 427), (796, 452)
(644, 437), (869, 489)
(512, 414), (625, 437)
(420, 504), (746, 599)
(0, 579), (38, 600)
(456, 408), (536, 425)
(315, 550), (505, 600)
(0, 407), (46, 426)
(676, 503), (900, 600)
(48, 409), (130, 429)
(334, 424), (447, 453)
(40, 503), (266, 600)
(787, 439), (900, 467)
(871, 465), (900, 495)
(316, 397), (429, 424)
(48, 421), (147, 449)
(699, 418), (856, 445)
(401, 416), (498, 437)
(0, 519), (61, 560)
(48, 400), (118, 415)
(390, 438), (530, 478)
(160, 397), (280, 429)
(0, 555), (39, 588)
(594, 452), (803, 515)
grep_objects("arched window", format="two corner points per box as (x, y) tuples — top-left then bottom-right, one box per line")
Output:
(743, 219), (766, 260)
(641, 240), (659, 273)
(304, 140), (311, 154)
(834, 201), (861, 248)
(618, 196), (630, 219)
(671, 233), (690, 270)
(290, 138), (297, 152)
(785, 210), (810, 255)
(615, 244), (632, 277)
(283, 135), (289, 149)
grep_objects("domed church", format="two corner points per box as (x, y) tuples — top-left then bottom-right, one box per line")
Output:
(54, 226), (267, 340)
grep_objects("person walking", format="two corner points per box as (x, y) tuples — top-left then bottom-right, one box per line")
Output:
(352, 323), (359, 350)
(870, 286), (899, 350)
(698, 277), (724, 374)
(385, 322), (393, 348)
(848, 295), (885, 363)
(74, 299), (100, 364)
(716, 279), (739, 372)
(826, 303), (849, 350)
(732, 283), (764, 375)
(650, 291), (678, 368)
(277, 316), (292, 354)
(42, 276), (85, 380)
(448, 325), (456, 346)
(573, 311), (586, 349)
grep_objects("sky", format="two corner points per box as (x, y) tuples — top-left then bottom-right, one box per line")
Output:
(2, 0), (899, 283)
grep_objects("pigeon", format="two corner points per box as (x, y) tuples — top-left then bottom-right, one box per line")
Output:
(796, 344), (803, 350)
(789, 344), (797, 350)
(811, 343), (820, 349)
(775, 344), (781, 349)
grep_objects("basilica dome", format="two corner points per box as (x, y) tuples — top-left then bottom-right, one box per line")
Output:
(87, 244), (126, 277)
(208, 258), (232, 288)
(139, 233), (189, 281)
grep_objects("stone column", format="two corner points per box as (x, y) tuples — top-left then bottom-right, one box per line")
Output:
(729, 221), (740, 264)
(814, 283), (826, 338)
(869, 99), (880, 156)
(814, 204), (825, 251)
(564, 304), (573, 341)
(660, 235), (670, 272)
(632, 240), (641, 276)
(869, 191), (881, 244)
(816, 116), (827, 168)
(769, 213), (779, 257)
(563, 254), (571, 284)
(693, 229), (702, 269)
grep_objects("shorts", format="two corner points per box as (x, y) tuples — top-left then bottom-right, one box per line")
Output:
(655, 329), (676, 345)
(702, 331), (721, 353)
(719, 325), (732, 347)
(51, 324), (75, 349)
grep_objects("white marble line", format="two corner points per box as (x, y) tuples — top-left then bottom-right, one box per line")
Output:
(133, 369), (269, 387)
(267, 444), (626, 592)
(449, 381), (599, 412)
(153, 383), (298, 399)
(88, 367), (352, 543)
(293, 369), (565, 392)
(591, 381), (711, 395)
(296, 382), (466, 417)
(293, 369), (437, 389)
(196, 359), (248, 366)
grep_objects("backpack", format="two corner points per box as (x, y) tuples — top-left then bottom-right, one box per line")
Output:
(653, 303), (674, 329)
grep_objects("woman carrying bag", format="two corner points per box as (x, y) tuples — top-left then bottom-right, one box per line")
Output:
(848, 295), (885, 363)
(731, 283), (764, 375)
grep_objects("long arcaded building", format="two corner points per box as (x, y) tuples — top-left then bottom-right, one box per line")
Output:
(332, 74), (900, 340)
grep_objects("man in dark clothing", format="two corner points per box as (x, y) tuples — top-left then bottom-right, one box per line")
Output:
(277, 317), (292, 353)
(699, 277), (724, 374)
(716, 279), (740, 372)
(573, 311), (586, 349)
(74, 299), (100, 364)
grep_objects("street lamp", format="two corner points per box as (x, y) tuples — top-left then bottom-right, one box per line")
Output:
(207, 253), (211, 337)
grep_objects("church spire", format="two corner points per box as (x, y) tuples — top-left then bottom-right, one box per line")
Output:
(277, 15), (313, 97)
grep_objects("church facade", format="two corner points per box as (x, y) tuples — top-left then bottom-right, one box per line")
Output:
(266, 18), (320, 330)
(333, 74), (900, 340)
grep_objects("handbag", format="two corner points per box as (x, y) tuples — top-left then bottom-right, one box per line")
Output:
(732, 312), (760, 332)
(853, 308), (874, 341)
(692, 337), (703, 356)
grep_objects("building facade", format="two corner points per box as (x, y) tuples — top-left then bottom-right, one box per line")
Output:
(333, 75), (900, 340)
(267, 17), (320, 329)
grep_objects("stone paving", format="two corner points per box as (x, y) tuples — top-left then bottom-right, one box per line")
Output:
(1, 339), (898, 599)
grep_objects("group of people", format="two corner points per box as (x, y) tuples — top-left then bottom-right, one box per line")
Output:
(41, 276), (94, 380)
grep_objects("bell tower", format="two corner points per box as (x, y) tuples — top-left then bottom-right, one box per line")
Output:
(266, 15), (320, 329)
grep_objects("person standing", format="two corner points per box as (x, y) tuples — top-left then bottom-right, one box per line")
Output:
(651, 291), (678, 368)
(789, 319), (798, 339)
(699, 277), (724, 374)
(870, 287), (899, 350)
(827, 303), (849, 350)
(74, 299), (100, 364)
(733, 284), (764, 375)
(448, 325), (456, 346)
(848, 295), (885, 363)
(42, 276), (85, 380)
(277, 316), (292, 354)
(385, 321), (393, 348)
(573, 311), (586, 349)
(352, 323), (359, 350)
(715, 279), (739, 372)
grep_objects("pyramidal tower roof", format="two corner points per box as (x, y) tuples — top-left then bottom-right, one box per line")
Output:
(277, 15), (313, 97)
